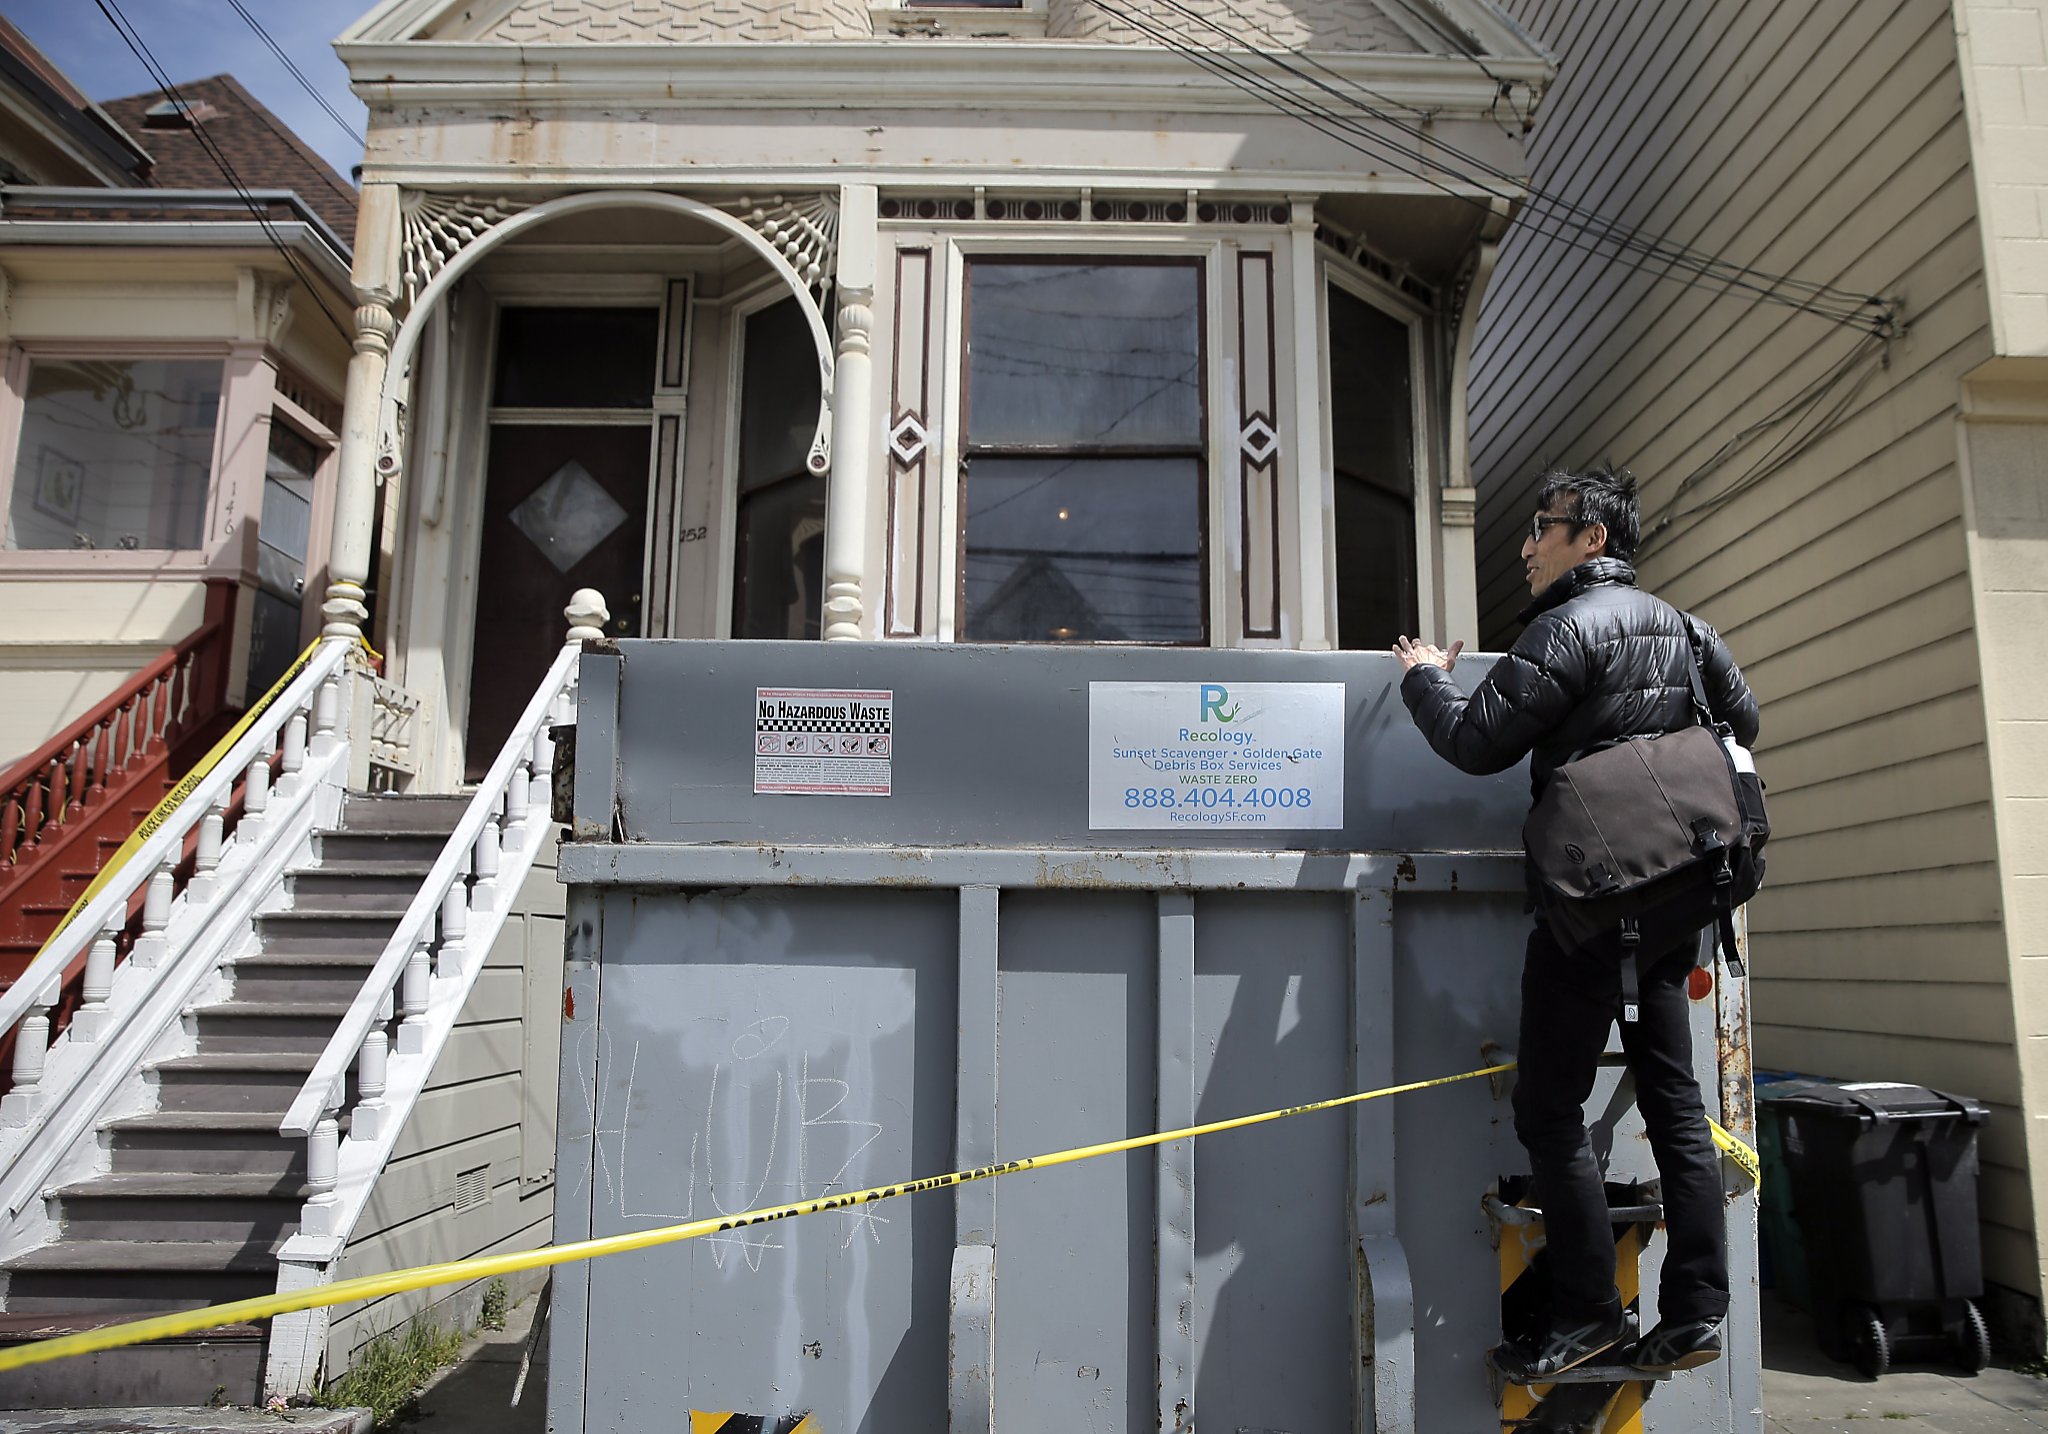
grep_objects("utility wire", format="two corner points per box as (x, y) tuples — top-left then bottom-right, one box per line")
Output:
(223, 0), (365, 148)
(1176, 0), (1880, 318)
(1088, 0), (1894, 333)
(1635, 332), (1890, 559)
(92, 0), (354, 344)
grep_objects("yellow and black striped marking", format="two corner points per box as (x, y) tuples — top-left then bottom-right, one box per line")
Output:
(689, 1414), (820, 1434)
(1497, 1200), (1647, 1434)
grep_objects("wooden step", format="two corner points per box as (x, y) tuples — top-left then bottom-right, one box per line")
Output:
(338, 794), (472, 834)
(2, 1240), (280, 1314)
(0, 1314), (268, 1412)
(49, 1173), (310, 1243)
(101, 1111), (305, 1176)
(226, 951), (382, 1002)
(147, 1052), (347, 1114)
(186, 999), (355, 1056)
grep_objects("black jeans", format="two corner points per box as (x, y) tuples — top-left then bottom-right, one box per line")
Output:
(1511, 921), (1729, 1325)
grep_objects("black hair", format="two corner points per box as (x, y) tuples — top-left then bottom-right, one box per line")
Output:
(1535, 462), (1640, 563)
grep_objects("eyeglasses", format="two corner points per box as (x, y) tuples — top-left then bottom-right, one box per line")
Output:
(1528, 514), (1579, 545)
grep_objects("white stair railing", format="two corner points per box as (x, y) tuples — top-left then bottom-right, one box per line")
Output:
(266, 591), (606, 1394)
(0, 638), (357, 1227)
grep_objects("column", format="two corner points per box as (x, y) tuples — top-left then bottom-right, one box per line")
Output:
(823, 184), (878, 642)
(323, 183), (403, 641)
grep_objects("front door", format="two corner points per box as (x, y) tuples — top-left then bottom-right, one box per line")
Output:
(466, 424), (649, 778)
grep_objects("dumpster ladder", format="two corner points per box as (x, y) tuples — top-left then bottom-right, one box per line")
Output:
(1485, 1186), (1673, 1434)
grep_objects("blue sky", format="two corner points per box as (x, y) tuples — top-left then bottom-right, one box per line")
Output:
(7, 0), (373, 182)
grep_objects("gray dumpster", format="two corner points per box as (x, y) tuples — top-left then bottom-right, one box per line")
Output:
(549, 641), (1760, 1434)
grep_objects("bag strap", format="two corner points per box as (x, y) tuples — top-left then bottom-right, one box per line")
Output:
(1620, 919), (1641, 1023)
(1718, 907), (1745, 978)
(1680, 619), (1721, 733)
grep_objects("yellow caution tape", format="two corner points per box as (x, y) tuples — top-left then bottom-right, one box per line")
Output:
(1708, 1118), (1761, 1189)
(0, 1061), (1518, 1376)
(41, 635), (361, 951)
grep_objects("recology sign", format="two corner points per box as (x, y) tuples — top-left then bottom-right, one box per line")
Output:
(1087, 681), (1345, 829)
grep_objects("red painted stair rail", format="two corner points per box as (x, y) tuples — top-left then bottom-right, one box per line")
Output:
(0, 580), (238, 976)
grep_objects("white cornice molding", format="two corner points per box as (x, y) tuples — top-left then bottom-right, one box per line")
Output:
(337, 41), (1549, 116)
(0, 221), (354, 293)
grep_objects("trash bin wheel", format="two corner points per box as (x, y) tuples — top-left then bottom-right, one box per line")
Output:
(1952, 1299), (1991, 1374)
(1848, 1306), (1890, 1379)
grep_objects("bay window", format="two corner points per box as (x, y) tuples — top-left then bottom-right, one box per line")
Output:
(6, 357), (223, 552)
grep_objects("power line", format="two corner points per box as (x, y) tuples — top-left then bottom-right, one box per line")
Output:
(1173, 0), (1880, 317)
(223, 0), (365, 148)
(91, 0), (354, 344)
(1086, 0), (1894, 334)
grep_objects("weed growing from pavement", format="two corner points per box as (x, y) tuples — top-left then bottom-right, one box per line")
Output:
(481, 1278), (509, 1331)
(312, 1318), (469, 1428)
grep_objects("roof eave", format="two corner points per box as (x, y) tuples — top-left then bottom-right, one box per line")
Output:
(337, 40), (1551, 118)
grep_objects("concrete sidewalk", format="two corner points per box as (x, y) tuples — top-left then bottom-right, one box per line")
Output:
(407, 1284), (2048, 1433)
(1763, 1296), (2048, 1432)
(405, 1295), (543, 1434)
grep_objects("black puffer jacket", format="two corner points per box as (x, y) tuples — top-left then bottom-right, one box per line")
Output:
(1401, 558), (1760, 802)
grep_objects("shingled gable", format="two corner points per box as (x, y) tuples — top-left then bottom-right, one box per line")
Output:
(98, 73), (358, 240)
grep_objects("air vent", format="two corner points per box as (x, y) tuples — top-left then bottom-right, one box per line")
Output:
(453, 1165), (490, 1212)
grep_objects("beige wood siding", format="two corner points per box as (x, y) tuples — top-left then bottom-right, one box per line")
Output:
(325, 839), (564, 1369)
(1471, 2), (2026, 1289)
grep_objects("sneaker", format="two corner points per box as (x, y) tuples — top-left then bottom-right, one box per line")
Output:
(1630, 1315), (1723, 1373)
(1487, 1306), (1631, 1383)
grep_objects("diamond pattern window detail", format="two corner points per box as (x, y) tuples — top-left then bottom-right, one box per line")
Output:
(890, 412), (930, 468)
(1240, 415), (1278, 466)
(508, 460), (628, 574)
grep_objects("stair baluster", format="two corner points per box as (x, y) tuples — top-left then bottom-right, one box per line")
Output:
(436, 866), (469, 977)
(473, 796), (502, 889)
(312, 674), (341, 762)
(0, 978), (56, 1126)
(243, 734), (274, 828)
(301, 1086), (343, 1238)
(70, 924), (119, 1043)
(277, 709), (309, 799)
(190, 801), (226, 904)
(398, 936), (430, 1055)
(505, 761), (530, 828)
(353, 989), (393, 1143)
(131, 860), (176, 970)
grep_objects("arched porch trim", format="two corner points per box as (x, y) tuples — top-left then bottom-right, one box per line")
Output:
(377, 189), (836, 476)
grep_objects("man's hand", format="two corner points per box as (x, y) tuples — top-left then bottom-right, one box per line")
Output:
(1393, 635), (1464, 672)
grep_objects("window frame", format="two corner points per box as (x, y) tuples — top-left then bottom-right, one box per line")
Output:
(0, 339), (235, 575)
(1317, 256), (1437, 649)
(869, 0), (1046, 38)
(942, 241), (1225, 646)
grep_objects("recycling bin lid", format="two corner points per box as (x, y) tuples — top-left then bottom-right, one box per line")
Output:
(1756, 1078), (1989, 1126)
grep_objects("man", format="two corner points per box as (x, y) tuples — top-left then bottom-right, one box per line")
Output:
(1392, 464), (1759, 1382)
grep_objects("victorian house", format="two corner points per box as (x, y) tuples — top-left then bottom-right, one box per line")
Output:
(0, 0), (1554, 1406)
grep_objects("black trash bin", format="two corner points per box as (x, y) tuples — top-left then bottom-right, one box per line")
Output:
(1757, 1078), (1990, 1378)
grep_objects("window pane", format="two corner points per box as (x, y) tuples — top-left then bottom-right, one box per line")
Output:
(739, 298), (823, 495)
(967, 262), (1203, 448)
(1328, 286), (1416, 647)
(733, 473), (826, 641)
(7, 358), (221, 551)
(963, 455), (1202, 642)
(492, 307), (659, 408)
